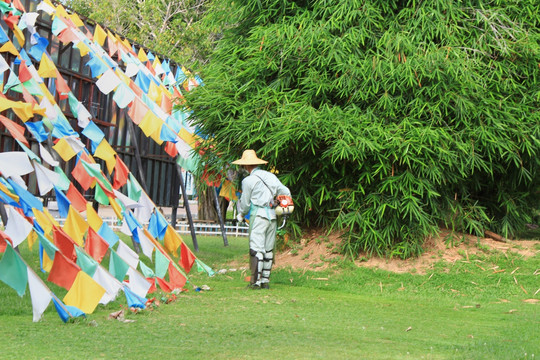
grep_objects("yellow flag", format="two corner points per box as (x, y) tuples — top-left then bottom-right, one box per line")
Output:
(75, 41), (90, 57)
(147, 81), (162, 104)
(0, 182), (19, 202)
(44, 208), (60, 227)
(63, 206), (89, 247)
(52, 138), (77, 161)
(39, 83), (56, 104)
(179, 128), (197, 148)
(137, 47), (149, 63)
(27, 231), (37, 250)
(42, 250), (53, 272)
(94, 140), (117, 174)
(63, 271), (106, 314)
(11, 101), (35, 122)
(69, 13), (85, 27)
(109, 197), (123, 219)
(149, 123), (164, 145)
(0, 41), (19, 55)
(219, 180), (238, 201)
(163, 225), (181, 257)
(86, 203), (103, 232)
(55, 4), (69, 18)
(138, 111), (161, 138)
(13, 25), (25, 47)
(93, 24), (107, 46)
(38, 53), (57, 78)
(33, 208), (53, 234)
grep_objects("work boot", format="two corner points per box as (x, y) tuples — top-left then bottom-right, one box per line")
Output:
(261, 283), (270, 290)
(246, 283), (261, 290)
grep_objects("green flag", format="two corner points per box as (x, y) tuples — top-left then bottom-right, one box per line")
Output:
(94, 183), (110, 205)
(37, 232), (58, 260)
(154, 250), (169, 279)
(139, 261), (155, 278)
(0, 244), (28, 296)
(75, 247), (98, 277)
(127, 174), (142, 202)
(109, 250), (129, 282)
(54, 167), (71, 191)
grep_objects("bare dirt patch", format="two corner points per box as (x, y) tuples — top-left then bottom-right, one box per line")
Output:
(274, 228), (540, 274)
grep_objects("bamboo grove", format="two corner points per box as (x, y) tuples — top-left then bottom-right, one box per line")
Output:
(184, 0), (540, 258)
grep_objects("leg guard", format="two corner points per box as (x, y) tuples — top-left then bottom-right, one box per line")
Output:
(249, 249), (264, 286)
(261, 251), (273, 287)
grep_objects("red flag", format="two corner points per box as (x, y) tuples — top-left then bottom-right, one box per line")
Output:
(0, 115), (29, 146)
(164, 142), (178, 158)
(18, 61), (32, 82)
(145, 60), (156, 76)
(85, 227), (109, 263)
(179, 242), (196, 273)
(66, 184), (87, 212)
(47, 251), (81, 290)
(112, 156), (129, 189)
(55, 70), (71, 100)
(155, 277), (173, 293)
(3, 14), (20, 30)
(0, 230), (13, 253)
(71, 159), (94, 191)
(53, 226), (76, 261)
(146, 278), (157, 294)
(168, 262), (187, 289)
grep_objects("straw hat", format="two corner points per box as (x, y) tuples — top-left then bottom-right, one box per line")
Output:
(232, 150), (268, 165)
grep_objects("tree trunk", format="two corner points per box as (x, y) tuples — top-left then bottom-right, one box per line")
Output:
(198, 186), (229, 222)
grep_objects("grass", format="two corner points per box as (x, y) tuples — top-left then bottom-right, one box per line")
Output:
(0, 235), (539, 359)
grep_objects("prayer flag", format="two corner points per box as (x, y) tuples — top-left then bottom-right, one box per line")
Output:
(109, 250), (129, 282)
(92, 266), (122, 305)
(33, 161), (60, 195)
(71, 157), (95, 191)
(66, 183), (87, 213)
(155, 277), (173, 293)
(85, 227), (109, 263)
(116, 240), (139, 269)
(139, 261), (155, 278)
(27, 268), (52, 322)
(94, 140), (116, 173)
(37, 53), (57, 78)
(123, 286), (146, 309)
(63, 206), (89, 247)
(53, 226), (76, 261)
(52, 138), (77, 161)
(74, 247), (98, 277)
(126, 267), (151, 298)
(163, 225), (181, 257)
(168, 262), (187, 289)
(93, 24), (107, 46)
(63, 271), (105, 314)
(0, 243), (28, 296)
(98, 222), (119, 248)
(53, 186), (71, 219)
(0, 151), (33, 178)
(95, 68), (121, 95)
(180, 242), (196, 273)
(112, 156), (129, 190)
(85, 203), (103, 232)
(5, 206), (33, 248)
(154, 249), (169, 279)
(51, 296), (85, 323)
(47, 251), (80, 290)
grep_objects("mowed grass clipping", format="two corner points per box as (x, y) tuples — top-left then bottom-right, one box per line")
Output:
(0, 235), (538, 360)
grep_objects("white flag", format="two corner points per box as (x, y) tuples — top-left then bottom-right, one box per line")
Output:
(5, 206), (33, 248)
(33, 161), (60, 195)
(27, 268), (52, 322)
(136, 228), (155, 261)
(116, 240), (139, 269)
(125, 267), (151, 299)
(92, 266), (122, 305)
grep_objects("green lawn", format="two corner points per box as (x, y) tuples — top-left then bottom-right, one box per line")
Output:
(0, 236), (538, 360)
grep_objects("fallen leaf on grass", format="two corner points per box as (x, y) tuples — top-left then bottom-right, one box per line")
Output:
(405, 326), (412, 332)
(505, 309), (518, 314)
(522, 299), (539, 304)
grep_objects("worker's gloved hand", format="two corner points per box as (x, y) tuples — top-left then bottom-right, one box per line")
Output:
(236, 214), (244, 223)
